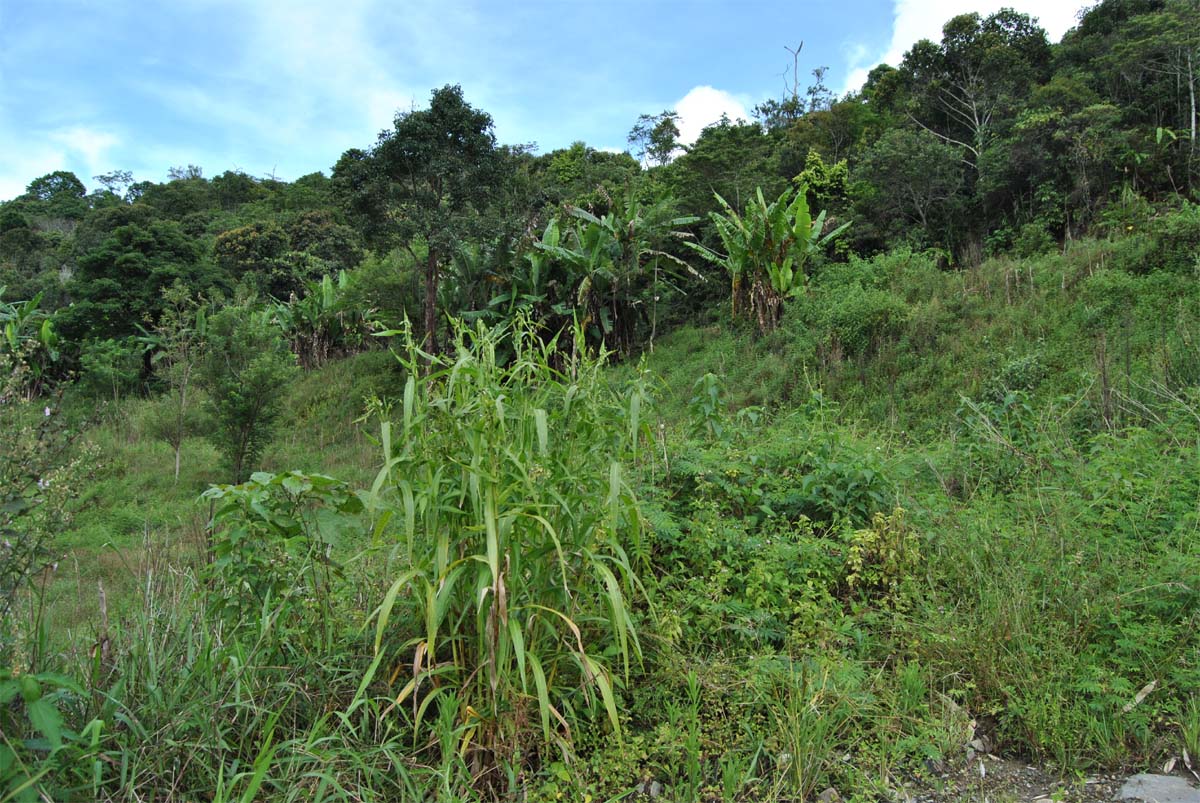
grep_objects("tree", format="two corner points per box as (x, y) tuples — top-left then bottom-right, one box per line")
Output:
(753, 42), (809, 131)
(214, 221), (295, 295)
(199, 305), (297, 483)
(628, 110), (681, 166)
(857, 129), (963, 240)
(533, 141), (641, 211)
(22, 172), (88, 222)
(664, 117), (783, 222)
(142, 283), (207, 481)
(1108, 0), (1200, 185)
(901, 10), (1051, 171)
(285, 211), (363, 269)
(333, 85), (505, 356)
(92, 170), (135, 201)
(210, 170), (264, 210)
(64, 220), (207, 341)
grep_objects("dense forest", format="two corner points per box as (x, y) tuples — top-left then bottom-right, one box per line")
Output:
(3, 1), (1200, 800)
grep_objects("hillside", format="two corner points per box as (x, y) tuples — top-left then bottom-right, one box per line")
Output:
(3, 1), (1200, 800)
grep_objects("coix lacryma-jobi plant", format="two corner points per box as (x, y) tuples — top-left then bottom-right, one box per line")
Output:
(355, 317), (650, 788)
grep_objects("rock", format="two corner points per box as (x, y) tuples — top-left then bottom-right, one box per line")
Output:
(817, 787), (842, 803)
(1116, 773), (1200, 802)
(635, 779), (663, 798)
(969, 736), (991, 754)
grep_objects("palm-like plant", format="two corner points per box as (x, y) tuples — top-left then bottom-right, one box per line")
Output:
(687, 185), (849, 333)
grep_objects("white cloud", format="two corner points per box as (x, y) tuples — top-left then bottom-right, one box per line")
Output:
(0, 126), (120, 200)
(842, 0), (1087, 92)
(49, 127), (120, 175)
(673, 86), (750, 147)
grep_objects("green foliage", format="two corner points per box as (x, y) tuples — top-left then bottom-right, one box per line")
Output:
(362, 319), (647, 777)
(5, 12), (1200, 795)
(627, 110), (681, 167)
(271, 270), (375, 368)
(769, 659), (858, 801)
(0, 358), (94, 664)
(843, 508), (920, 606)
(688, 185), (849, 333)
(64, 219), (209, 341)
(78, 337), (141, 402)
(1141, 202), (1200, 275)
(333, 84), (506, 353)
(138, 282), (209, 481)
(0, 288), (60, 397)
(534, 141), (641, 211)
(525, 194), (697, 353)
(686, 372), (726, 439)
(214, 220), (303, 296)
(0, 666), (101, 803)
(856, 129), (963, 246)
(202, 471), (362, 649)
(200, 305), (299, 482)
(21, 172), (88, 221)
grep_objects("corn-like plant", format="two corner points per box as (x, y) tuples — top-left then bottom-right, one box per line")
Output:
(360, 317), (650, 785)
(687, 186), (849, 333)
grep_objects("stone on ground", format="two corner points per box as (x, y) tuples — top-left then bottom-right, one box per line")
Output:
(1116, 773), (1200, 803)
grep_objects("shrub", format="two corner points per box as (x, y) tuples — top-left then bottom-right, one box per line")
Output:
(199, 305), (299, 482)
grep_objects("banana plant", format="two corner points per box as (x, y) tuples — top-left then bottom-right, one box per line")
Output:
(272, 271), (373, 368)
(527, 193), (697, 354)
(0, 287), (61, 398)
(487, 218), (573, 326)
(686, 185), (849, 333)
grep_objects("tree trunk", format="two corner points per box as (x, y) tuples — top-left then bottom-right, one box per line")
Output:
(424, 250), (439, 358)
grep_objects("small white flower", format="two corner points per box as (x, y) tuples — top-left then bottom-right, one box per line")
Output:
(44, 406), (51, 417)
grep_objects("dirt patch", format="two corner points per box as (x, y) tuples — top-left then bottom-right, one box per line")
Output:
(901, 755), (1127, 803)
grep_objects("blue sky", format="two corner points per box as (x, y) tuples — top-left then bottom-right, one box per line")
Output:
(0, 0), (1085, 201)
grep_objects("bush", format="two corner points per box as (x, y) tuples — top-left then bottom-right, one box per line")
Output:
(78, 337), (142, 402)
(200, 305), (298, 482)
(1143, 203), (1200, 274)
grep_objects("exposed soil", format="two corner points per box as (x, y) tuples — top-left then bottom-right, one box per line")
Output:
(901, 755), (1126, 802)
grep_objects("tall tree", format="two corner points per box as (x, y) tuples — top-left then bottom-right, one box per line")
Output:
(333, 85), (504, 356)
(1109, 0), (1200, 185)
(901, 10), (1051, 171)
(857, 129), (963, 242)
(628, 110), (682, 166)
